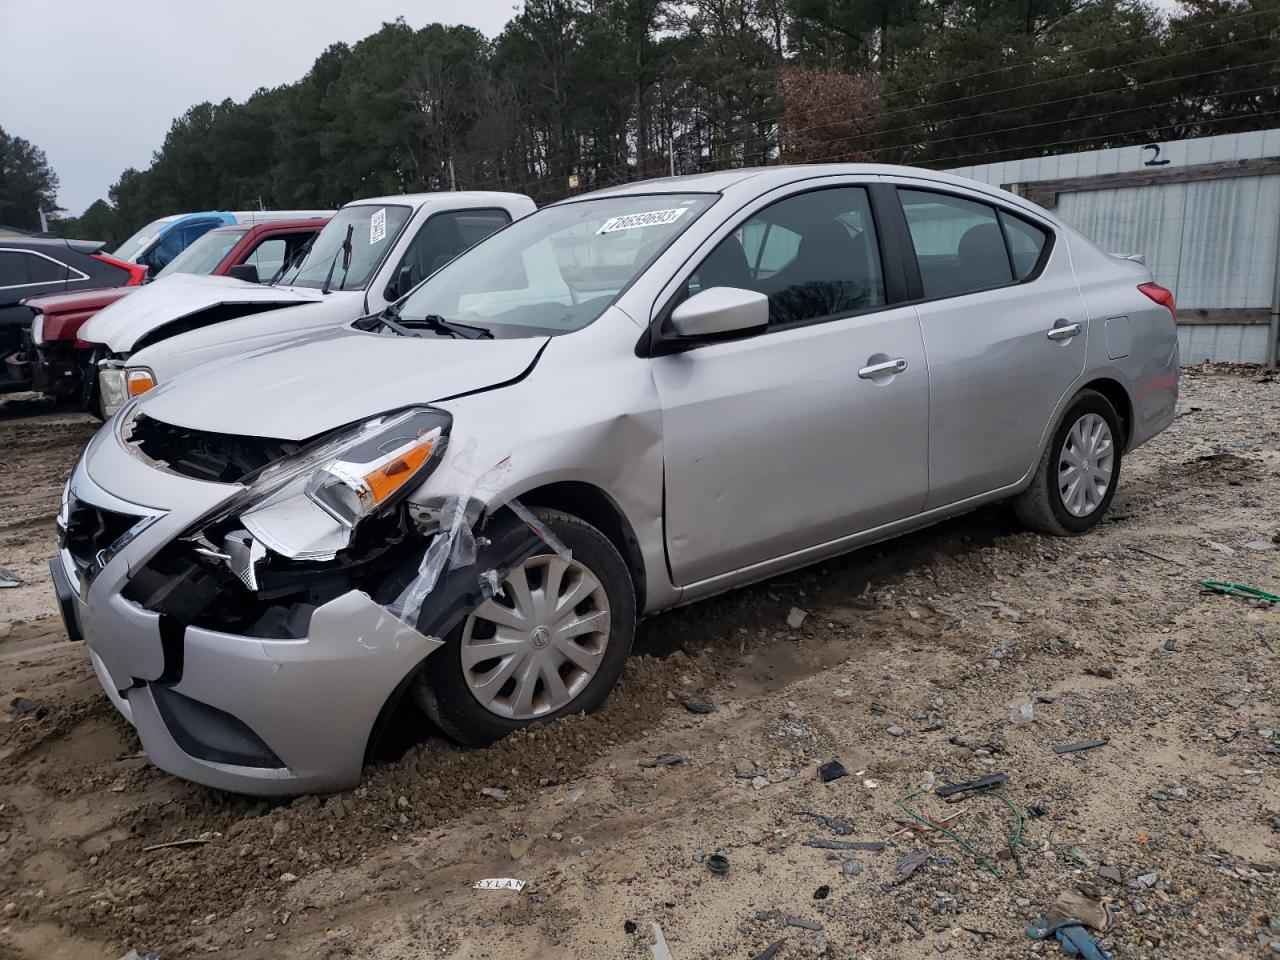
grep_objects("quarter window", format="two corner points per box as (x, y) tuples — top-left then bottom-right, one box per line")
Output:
(999, 210), (1048, 280)
(688, 187), (886, 328)
(898, 189), (1014, 298)
(0, 250), (69, 288)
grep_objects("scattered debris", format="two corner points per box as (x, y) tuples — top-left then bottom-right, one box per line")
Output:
(793, 810), (855, 835)
(935, 772), (1007, 798)
(960, 925), (998, 941)
(1085, 665), (1115, 679)
(638, 753), (689, 768)
(706, 854), (729, 875)
(804, 838), (885, 851)
(650, 921), (675, 960)
(813, 885), (830, 899)
(479, 787), (508, 801)
(977, 599), (1021, 621)
(1047, 890), (1110, 931)
(1052, 739), (1109, 755)
(890, 851), (930, 885)
(785, 916), (823, 931)
(9, 696), (48, 721)
(1097, 865), (1123, 884)
(1026, 915), (1110, 960)
(0, 565), (20, 588)
(1206, 539), (1236, 556)
(750, 940), (786, 960)
(785, 607), (808, 629)
(679, 693), (716, 714)
(818, 759), (848, 782)
(142, 838), (212, 854)
(1200, 580), (1279, 604)
(117, 952), (160, 960)
(1009, 697), (1034, 724)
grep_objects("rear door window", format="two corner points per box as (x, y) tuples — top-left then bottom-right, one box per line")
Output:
(0, 251), (27, 288)
(898, 189), (1014, 298)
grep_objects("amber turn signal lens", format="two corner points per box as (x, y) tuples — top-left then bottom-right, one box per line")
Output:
(126, 370), (157, 396)
(362, 439), (434, 504)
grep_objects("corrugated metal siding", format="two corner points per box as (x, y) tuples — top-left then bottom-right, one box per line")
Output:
(1178, 324), (1273, 364)
(948, 129), (1280, 364)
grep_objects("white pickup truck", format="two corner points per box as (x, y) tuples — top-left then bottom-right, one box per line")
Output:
(88, 191), (536, 416)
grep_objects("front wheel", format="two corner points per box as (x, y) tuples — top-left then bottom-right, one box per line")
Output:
(1013, 389), (1123, 536)
(412, 507), (636, 746)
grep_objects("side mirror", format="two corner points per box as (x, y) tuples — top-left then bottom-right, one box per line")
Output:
(670, 286), (769, 338)
(227, 263), (259, 284)
(387, 265), (413, 302)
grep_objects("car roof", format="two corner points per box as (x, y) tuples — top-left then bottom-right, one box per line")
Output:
(344, 191), (529, 208)
(0, 237), (104, 254)
(561, 163), (1040, 214)
(207, 217), (330, 235)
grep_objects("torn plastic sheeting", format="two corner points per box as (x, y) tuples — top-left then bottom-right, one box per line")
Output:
(390, 493), (568, 630)
(506, 497), (572, 559)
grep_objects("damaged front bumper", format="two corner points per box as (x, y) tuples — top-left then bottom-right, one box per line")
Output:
(52, 413), (495, 796)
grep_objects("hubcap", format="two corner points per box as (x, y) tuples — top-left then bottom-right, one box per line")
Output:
(1058, 413), (1114, 517)
(460, 554), (610, 720)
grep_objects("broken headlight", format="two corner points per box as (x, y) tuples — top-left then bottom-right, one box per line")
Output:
(205, 407), (450, 562)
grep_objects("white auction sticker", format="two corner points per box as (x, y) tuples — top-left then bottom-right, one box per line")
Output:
(369, 208), (387, 244)
(597, 207), (687, 234)
(473, 878), (525, 891)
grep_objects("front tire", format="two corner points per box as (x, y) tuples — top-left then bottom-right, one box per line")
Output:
(412, 507), (637, 746)
(1014, 389), (1122, 536)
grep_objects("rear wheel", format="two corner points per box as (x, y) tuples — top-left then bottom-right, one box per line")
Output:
(412, 507), (636, 746)
(1013, 389), (1122, 536)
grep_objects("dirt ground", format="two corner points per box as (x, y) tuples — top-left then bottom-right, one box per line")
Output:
(0, 369), (1277, 960)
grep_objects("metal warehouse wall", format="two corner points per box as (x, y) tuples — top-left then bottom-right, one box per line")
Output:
(948, 129), (1280, 365)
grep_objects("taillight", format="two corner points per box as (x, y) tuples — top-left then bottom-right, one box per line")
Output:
(91, 253), (147, 286)
(1138, 282), (1176, 318)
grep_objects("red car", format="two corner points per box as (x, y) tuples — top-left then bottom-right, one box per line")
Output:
(27, 217), (327, 406)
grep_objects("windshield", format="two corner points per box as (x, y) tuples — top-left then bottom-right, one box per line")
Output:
(277, 204), (410, 290)
(396, 194), (714, 335)
(155, 227), (248, 279)
(112, 217), (176, 262)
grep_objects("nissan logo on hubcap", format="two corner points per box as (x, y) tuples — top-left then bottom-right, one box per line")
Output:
(531, 626), (551, 649)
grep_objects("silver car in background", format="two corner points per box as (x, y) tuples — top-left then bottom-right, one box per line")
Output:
(52, 164), (1179, 795)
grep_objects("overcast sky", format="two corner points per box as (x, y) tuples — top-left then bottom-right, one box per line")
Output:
(0, 0), (515, 217)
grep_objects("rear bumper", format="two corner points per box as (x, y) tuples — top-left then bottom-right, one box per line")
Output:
(57, 427), (444, 796)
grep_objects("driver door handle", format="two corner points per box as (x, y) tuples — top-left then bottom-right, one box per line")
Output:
(858, 358), (908, 379)
(1047, 321), (1082, 341)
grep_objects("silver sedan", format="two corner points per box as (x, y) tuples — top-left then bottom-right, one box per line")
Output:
(54, 165), (1179, 794)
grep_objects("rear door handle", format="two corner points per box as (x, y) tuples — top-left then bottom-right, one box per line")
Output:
(858, 358), (908, 379)
(1047, 321), (1082, 341)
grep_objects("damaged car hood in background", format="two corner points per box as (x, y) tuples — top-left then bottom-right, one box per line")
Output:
(79, 273), (330, 352)
(132, 329), (550, 440)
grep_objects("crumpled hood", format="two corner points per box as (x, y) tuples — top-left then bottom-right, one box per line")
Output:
(133, 327), (549, 440)
(81, 273), (330, 352)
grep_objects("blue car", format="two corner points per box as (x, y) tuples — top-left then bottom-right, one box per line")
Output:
(110, 209), (329, 276)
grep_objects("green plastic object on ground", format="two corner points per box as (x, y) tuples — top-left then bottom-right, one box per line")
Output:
(1201, 580), (1280, 604)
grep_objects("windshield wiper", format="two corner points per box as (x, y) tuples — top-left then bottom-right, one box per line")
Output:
(411, 313), (494, 339)
(320, 224), (354, 295)
(353, 308), (492, 340)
